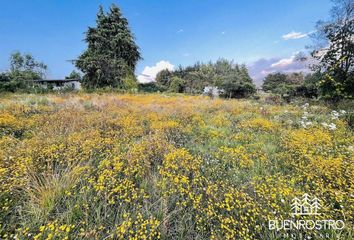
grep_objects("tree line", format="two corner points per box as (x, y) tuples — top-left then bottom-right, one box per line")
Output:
(155, 59), (256, 98)
(262, 72), (321, 98)
(153, 0), (353, 100)
(0, 0), (352, 100)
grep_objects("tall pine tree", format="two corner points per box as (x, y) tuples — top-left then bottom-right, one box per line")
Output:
(76, 4), (141, 88)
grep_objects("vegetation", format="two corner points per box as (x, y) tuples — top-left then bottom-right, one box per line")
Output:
(262, 72), (322, 99)
(138, 82), (160, 93)
(0, 93), (353, 239)
(0, 52), (47, 92)
(65, 70), (82, 80)
(76, 4), (141, 89)
(155, 59), (256, 98)
(262, 72), (289, 95)
(261, 0), (353, 101)
(310, 0), (353, 100)
(1, 1), (352, 101)
(0, 0), (353, 239)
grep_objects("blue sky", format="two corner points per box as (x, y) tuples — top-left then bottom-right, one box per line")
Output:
(0, 0), (333, 84)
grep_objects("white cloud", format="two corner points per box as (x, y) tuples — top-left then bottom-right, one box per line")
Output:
(177, 29), (184, 33)
(261, 69), (274, 75)
(221, 31), (226, 35)
(248, 54), (311, 86)
(282, 31), (308, 40)
(137, 60), (174, 83)
(271, 55), (295, 68)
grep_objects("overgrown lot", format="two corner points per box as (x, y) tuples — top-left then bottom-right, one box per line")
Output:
(0, 93), (353, 239)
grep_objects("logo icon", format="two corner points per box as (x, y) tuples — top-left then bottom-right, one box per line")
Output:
(291, 194), (321, 216)
(269, 193), (345, 233)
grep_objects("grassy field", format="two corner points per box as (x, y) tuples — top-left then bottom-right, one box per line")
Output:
(0, 93), (353, 239)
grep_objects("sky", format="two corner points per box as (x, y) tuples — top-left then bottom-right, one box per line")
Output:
(0, 0), (333, 85)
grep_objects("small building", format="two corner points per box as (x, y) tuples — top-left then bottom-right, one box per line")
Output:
(33, 79), (81, 90)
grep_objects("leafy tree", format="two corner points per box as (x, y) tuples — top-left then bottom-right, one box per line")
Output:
(8, 51), (47, 82)
(155, 59), (256, 97)
(263, 72), (309, 97)
(155, 69), (173, 91)
(122, 73), (138, 90)
(65, 70), (82, 80)
(295, 72), (322, 98)
(286, 72), (305, 85)
(262, 71), (324, 99)
(0, 73), (15, 92)
(210, 59), (233, 87)
(221, 65), (256, 98)
(138, 82), (159, 92)
(184, 71), (206, 94)
(76, 4), (141, 89)
(262, 73), (288, 93)
(168, 76), (186, 93)
(0, 52), (47, 92)
(0, 73), (10, 83)
(310, 0), (354, 100)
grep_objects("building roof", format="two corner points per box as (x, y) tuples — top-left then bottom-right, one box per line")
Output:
(31, 79), (80, 83)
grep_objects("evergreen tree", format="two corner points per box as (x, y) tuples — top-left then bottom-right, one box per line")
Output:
(221, 64), (256, 98)
(76, 4), (141, 89)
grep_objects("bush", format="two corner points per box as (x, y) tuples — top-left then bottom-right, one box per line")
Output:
(138, 82), (159, 93)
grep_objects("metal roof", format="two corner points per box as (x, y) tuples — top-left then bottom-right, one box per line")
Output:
(31, 79), (80, 83)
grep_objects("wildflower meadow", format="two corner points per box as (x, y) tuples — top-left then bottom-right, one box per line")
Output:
(0, 93), (353, 239)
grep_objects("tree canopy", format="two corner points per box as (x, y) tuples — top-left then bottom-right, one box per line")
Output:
(262, 72), (303, 95)
(310, 0), (354, 100)
(65, 70), (82, 80)
(76, 4), (141, 89)
(262, 72), (322, 98)
(0, 52), (47, 92)
(8, 51), (47, 81)
(155, 59), (256, 98)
